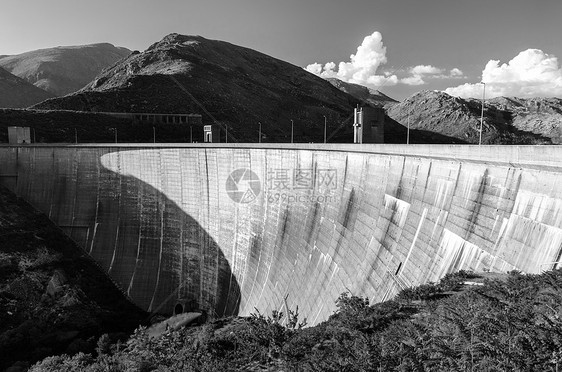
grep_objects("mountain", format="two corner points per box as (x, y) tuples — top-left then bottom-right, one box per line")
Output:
(326, 78), (397, 106)
(0, 43), (131, 96)
(0, 67), (54, 108)
(385, 90), (558, 144)
(32, 33), (365, 143)
(486, 96), (562, 144)
(25, 34), (554, 145)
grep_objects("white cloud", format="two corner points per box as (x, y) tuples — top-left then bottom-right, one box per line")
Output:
(450, 68), (464, 77)
(445, 49), (562, 98)
(410, 65), (444, 75)
(400, 75), (426, 86)
(400, 65), (464, 85)
(305, 62), (322, 75)
(305, 31), (398, 88)
(305, 32), (465, 88)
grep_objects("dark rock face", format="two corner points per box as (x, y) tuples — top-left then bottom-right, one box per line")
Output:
(0, 67), (54, 108)
(0, 43), (131, 96)
(385, 90), (557, 144)
(33, 34), (362, 143)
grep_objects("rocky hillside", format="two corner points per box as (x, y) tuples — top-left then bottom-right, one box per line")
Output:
(33, 33), (363, 143)
(0, 186), (147, 371)
(327, 78), (397, 106)
(0, 43), (131, 96)
(486, 96), (562, 144)
(386, 90), (559, 144)
(0, 67), (54, 108)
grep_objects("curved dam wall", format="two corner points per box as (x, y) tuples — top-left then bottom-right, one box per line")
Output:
(1, 144), (561, 323)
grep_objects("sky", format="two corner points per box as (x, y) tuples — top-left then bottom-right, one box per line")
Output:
(1, 0), (561, 101)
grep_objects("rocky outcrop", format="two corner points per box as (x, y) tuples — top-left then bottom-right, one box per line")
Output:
(486, 96), (562, 144)
(386, 90), (556, 144)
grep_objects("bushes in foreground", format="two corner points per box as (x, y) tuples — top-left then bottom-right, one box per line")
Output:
(30, 269), (562, 371)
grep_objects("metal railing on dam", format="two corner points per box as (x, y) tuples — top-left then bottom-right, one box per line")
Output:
(1, 144), (561, 324)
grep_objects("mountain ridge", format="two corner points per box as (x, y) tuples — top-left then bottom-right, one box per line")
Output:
(385, 90), (559, 144)
(21, 34), (561, 145)
(0, 43), (131, 96)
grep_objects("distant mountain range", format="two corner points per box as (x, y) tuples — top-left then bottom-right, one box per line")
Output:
(0, 66), (54, 108)
(385, 90), (560, 144)
(0, 43), (130, 96)
(1, 34), (559, 144)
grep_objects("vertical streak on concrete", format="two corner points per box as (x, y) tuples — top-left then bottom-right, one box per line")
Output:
(401, 207), (428, 285)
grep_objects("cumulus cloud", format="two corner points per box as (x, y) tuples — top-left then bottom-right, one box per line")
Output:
(410, 65), (445, 75)
(305, 31), (465, 88)
(305, 62), (322, 75)
(450, 68), (464, 77)
(400, 65), (464, 85)
(305, 31), (398, 88)
(400, 75), (425, 86)
(445, 49), (562, 98)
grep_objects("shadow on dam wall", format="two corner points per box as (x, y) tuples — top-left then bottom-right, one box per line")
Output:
(1, 144), (562, 324)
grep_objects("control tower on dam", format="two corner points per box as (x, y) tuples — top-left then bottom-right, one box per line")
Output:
(1, 144), (561, 324)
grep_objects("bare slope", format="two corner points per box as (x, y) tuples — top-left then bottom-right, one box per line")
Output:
(0, 67), (54, 108)
(386, 90), (557, 144)
(0, 43), (131, 96)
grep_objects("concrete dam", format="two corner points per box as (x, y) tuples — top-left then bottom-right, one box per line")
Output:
(1, 144), (561, 324)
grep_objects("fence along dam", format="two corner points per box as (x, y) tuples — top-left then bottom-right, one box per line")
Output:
(1, 144), (561, 323)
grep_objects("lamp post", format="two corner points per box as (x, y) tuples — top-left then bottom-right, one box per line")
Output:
(153, 127), (156, 144)
(323, 115), (327, 144)
(479, 82), (485, 145)
(291, 119), (294, 144)
(259, 122), (262, 143)
(406, 101), (410, 145)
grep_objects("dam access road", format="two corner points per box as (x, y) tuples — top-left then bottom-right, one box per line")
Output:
(1, 144), (561, 324)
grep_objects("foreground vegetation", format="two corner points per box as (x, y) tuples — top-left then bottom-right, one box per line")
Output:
(30, 269), (562, 371)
